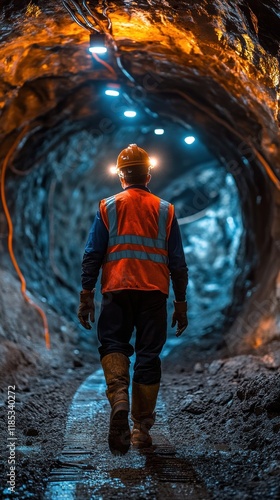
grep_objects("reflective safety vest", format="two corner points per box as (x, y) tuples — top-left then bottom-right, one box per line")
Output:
(99, 188), (174, 295)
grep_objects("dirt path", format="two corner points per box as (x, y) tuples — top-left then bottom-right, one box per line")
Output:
(45, 367), (210, 499)
(1, 323), (280, 499)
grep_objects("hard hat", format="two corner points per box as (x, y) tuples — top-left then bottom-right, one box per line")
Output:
(116, 144), (151, 174)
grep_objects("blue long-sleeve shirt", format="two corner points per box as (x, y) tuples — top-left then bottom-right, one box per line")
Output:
(81, 186), (188, 300)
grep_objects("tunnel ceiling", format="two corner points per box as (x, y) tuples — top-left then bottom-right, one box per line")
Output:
(1, 1), (279, 162)
(0, 0), (280, 352)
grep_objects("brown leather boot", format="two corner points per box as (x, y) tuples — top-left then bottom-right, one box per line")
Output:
(101, 352), (131, 455)
(131, 381), (160, 448)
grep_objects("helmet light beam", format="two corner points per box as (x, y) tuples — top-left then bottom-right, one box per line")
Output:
(110, 146), (157, 176)
(109, 165), (117, 175)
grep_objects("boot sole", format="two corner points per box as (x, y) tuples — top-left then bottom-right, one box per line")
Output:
(109, 410), (131, 456)
(131, 436), (152, 449)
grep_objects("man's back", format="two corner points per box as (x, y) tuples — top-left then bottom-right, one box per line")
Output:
(78, 144), (188, 455)
(99, 186), (174, 294)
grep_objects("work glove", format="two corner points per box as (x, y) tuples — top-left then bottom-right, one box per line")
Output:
(77, 290), (95, 330)
(171, 301), (188, 337)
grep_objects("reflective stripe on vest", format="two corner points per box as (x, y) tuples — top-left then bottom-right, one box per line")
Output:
(108, 234), (166, 249)
(104, 250), (168, 264)
(158, 199), (170, 240)
(105, 195), (118, 235)
(105, 196), (170, 252)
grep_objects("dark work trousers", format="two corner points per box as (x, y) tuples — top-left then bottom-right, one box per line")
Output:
(97, 290), (167, 385)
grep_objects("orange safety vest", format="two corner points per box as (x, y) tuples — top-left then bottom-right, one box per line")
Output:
(99, 188), (174, 295)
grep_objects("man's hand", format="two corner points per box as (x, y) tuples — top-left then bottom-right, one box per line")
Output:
(78, 290), (95, 329)
(171, 301), (188, 337)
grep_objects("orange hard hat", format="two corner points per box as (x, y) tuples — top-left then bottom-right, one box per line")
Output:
(116, 144), (151, 174)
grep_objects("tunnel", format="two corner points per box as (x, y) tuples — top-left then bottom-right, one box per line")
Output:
(0, 1), (280, 499)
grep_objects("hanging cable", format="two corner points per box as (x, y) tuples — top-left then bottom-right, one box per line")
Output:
(91, 52), (117, 77)
(62, 0), (126, 80)
(63, 1), (119, 79)
(102, 0), (112, 33)
(63, 0), (100, 32)
(63, 0), (111, 33)
(10, 163), (36, 176)
(0, 127), (51, 349)
(82, 0), (107, 32)
(63, 2), (280, 190)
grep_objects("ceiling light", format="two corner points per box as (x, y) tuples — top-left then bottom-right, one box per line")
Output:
(124, 110), (137, 118)
(89, 33), (107, 54)
(184, 136), (196, 145)
(150, 157), (157, 168)
(154, 129), (164, 135)
(105, 89), (120, 96)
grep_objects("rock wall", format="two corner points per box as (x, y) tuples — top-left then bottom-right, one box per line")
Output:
(0, 0), (279, 352)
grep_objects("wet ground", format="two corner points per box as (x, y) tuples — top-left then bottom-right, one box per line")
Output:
(1, 341), (280, 499)
(0, 267), (280, 499)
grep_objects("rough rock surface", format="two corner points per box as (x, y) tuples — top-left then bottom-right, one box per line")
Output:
(0, 1), (280, 498)
(0, 279), (279, 498)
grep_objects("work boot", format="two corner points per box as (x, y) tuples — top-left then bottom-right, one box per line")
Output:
(101, 352), (131, 455)
(131, 381), (160, 449)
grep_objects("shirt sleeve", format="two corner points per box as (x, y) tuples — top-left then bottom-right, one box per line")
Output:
(168, 214), (188, 301)
(81, 210), (109, 290)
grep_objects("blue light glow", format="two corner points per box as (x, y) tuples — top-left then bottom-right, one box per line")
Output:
(89, 47), (107, 54)
(184, 136), (196, 145)
(124, 111), (137, 118)
(105, 90), (120, 96)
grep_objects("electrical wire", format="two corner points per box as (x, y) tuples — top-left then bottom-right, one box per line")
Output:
(102, 0), (112, 34)
(82, 0), (106, 32)
(91, 52), (117, 78)
(63, 0), (99, 32)
(9, 163), (36, 176)
(0, 127), (51, 349)
(63, 0), (111, 33)
(63, 0), (118, 79)
(63, 2), (280, 190)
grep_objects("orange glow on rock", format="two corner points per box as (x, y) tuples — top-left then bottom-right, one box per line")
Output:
(252, 317), (276, 349)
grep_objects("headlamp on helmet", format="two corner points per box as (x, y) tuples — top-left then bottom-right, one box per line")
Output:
(116, 144), (151, 178)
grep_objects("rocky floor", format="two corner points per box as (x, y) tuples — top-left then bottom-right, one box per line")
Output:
(162, 344), (280, 499)
(0, 268), (280, 499)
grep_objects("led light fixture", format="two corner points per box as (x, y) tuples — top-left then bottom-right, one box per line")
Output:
(124, 110), (137, 118)
(184, 136), (196, 145)
(105, 89), (120, 96)
(89, 33), (107, 54)
(154, 129), (164, 135)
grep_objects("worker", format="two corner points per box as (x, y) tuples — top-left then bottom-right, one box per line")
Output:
(78, 144), (188, 455)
